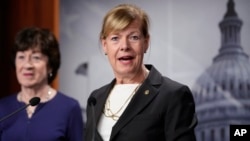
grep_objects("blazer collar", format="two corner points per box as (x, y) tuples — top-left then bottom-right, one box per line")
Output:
(110, 65), (163, 140)
(94, 80), (116, 123)
(92, 65), (163, 140)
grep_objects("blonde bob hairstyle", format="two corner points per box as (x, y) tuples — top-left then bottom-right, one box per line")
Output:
(100, 4), (150, 40)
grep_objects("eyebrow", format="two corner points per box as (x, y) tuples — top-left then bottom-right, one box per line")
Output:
(110, 30), (141, 36)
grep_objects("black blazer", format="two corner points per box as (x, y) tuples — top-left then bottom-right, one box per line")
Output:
(85, 65), (197, 141)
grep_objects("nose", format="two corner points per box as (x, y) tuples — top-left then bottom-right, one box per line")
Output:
(23, 57), (34, 68)
(120, 37), (130, 51)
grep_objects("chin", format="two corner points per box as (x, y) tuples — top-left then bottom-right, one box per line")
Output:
(20, 83), (36, 88)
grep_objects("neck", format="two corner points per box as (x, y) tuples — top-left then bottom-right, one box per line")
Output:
(19, 85), (53, 103)
(115, 66), (149, 84)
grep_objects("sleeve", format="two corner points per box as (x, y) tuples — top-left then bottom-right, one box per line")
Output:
(165, 86), (198, 141)
(66, 101), (85, 141)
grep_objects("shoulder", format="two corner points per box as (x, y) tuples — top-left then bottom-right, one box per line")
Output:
(0, 94), (17, 106)
(53, 91), (81, 107)
(90, 80), (114, 97)
(0, 94), (19, 117)
(161, 76), (192, 98)
(92, 83), (110, 93)
(160, 77), (195, 108)
(146, 64), (188, 91)
(47, 92), (83, 121)
(162, 76), (188, 90)
(146, 64), (192, 98)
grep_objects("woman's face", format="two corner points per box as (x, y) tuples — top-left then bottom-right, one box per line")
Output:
(102, 20), (149, 78)
(15, 48), (50, 88)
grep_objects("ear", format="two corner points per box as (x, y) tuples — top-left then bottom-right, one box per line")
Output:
(101, 39), (108, 55)
(143, 35), (150, 53)
(47, 67), (52, 74)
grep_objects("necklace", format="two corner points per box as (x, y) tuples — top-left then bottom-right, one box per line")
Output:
(103, 84), (141, 121)
(46, 87), (52, 101)
(18, 87), (52, 118)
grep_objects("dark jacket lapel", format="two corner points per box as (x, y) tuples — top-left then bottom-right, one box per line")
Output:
(94, 80), (116, 124)
(110, 65), (162, 140)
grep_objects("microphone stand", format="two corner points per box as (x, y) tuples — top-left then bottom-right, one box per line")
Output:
(0, 104), (30, 122)
(90, 103), (96, 141)
(0, 97), (40, 123)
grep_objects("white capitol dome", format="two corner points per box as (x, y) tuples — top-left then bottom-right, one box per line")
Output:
(192, 0), (250, 140)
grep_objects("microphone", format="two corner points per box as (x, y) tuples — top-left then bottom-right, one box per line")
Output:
(88, 96), (97, 141)
(29, 97), (41, 106)
(0, 97), (40, 122)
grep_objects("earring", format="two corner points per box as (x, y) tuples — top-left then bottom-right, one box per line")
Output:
(49, 72), (53, 77)
(104, 53), (107, 55)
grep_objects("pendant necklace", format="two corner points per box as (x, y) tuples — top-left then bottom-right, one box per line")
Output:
(103, 84), (141, 121)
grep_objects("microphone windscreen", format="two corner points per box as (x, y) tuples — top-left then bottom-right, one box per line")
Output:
(29, 97), (41, 106)
(88, 96), (96, 106)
